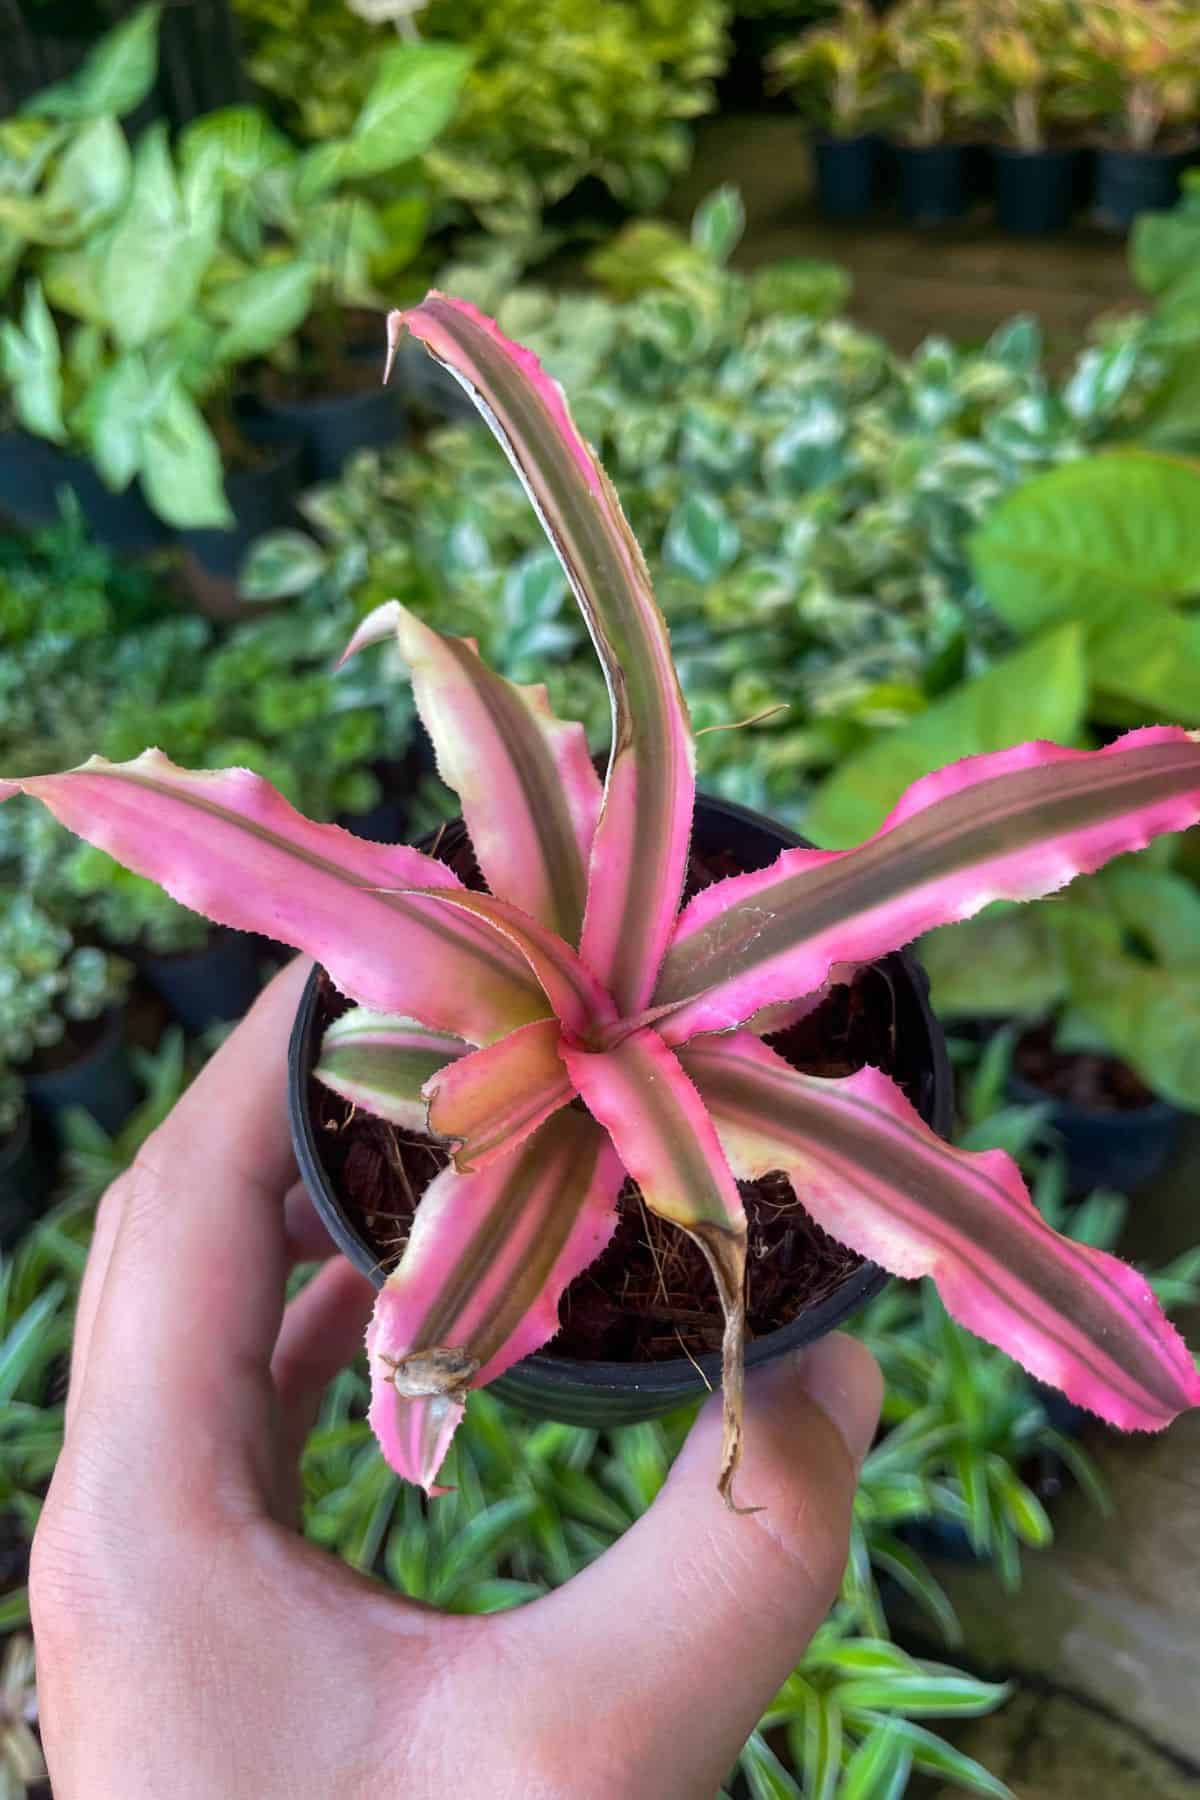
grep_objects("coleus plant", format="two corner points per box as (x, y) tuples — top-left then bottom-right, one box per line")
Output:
(4, 295), (1200, 1506)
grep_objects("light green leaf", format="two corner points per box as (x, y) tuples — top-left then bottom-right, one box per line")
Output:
(178, 105), (293, 193)
(839, 1723), (912, 1800)
(806, 627), (1088, 847)
(100, 124), (220, 348)
(343, 41), (471, 179)
(0, 279), (65, 440)
(139, 382), (232, 529)
(970, 453), (1200, 634)
(1059, 916), (1200, 1109)
(40, 115), (130, 236)
(879, 1720), (1014, 1798)
(1088, 609), (1200, 725)
(739, 1731), (804, 1800)
(664, 491), (740, 582)
(691, 184), (745, 265)
(211, 260), (314, 364)
(921, 906), (1066, 1021)
(238, 529), (328, 600)
(27, 4), (161, 121)
(83, 353), (150, 489)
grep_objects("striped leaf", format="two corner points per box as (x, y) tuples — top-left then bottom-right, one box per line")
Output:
(313, 1010), (467, 1130)
(562, 1028), (749, 1506)
(425, 1017), (572, 1172)
(391, 293), (695, 1015)
(339, 600), (601, 944)
(0, 751), (549, 1044)
(366, 1110), (623, 1493)
(653, 729), (1200, 1044)
(683, 1031), (1200, 1433)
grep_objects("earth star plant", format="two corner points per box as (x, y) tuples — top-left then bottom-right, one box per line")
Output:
(4, 294), (1200, 1504)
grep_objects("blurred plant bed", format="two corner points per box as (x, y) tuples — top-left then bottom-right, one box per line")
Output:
(0, 8), (468, 563)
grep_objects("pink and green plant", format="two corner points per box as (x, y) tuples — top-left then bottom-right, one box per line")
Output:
(4, 293), (1200, 1505)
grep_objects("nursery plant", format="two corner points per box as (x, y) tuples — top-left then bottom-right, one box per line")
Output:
(971, 0), (1091, 154)
(768, 1), (894, 139)
(4, 295), (1200, 1505)
(0, 892), (128, 1085)
(1075, 0), (1200, 156)
(884, 0), (978, 150)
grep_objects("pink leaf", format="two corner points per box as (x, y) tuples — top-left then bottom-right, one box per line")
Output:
(340, 601), (601, 944)
(366, 1110), (623, 1493)
(425, 1017), (574, 1172)
(392, 293), (695, 1016)
(0, 752), (549, 1043)
(655, 729), (1200, 1043)
(313, 1010), (467, 1130)
(563, 1029), (750, 1506)
(683, 1031), (1200, 1433)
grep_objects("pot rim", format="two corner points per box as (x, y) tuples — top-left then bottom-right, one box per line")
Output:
(22, 1005), (127, 1093)
(288, 789), (953, 1391)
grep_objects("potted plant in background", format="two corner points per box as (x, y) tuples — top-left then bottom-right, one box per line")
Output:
(0, 1067), (40, 1246)
(4, 293), (1199, 1506)
(885, 0), (980, 225)
(974, 0), (1092, 235)
(1077, 0), (1200, 231)
(920, 859), (1200, 1193)
(768, 0), (895, 221)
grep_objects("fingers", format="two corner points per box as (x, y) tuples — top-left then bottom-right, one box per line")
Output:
(283, 1180), (339, 1265)
(271, 1257), (376, 1467)
(510, 1335), (881, 1794)
(70, 959), (312, 1489)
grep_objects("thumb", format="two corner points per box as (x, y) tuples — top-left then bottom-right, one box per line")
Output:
(514, 1334), (881, 1795)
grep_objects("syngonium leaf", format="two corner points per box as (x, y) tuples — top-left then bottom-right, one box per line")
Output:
(100, 123), (220, 349)
(0, 280), (65, 441)
(26, 4), (161, 121)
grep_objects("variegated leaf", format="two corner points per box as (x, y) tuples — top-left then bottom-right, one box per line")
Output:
(390, 294), (695, 1015)
(654, 729), (1200, 1044)
(425, 1017), (573, 1172)
(366, 1109), (623, 1493)
(683, 1031), (1200, 1433)
(314, 1009), (467, 1130)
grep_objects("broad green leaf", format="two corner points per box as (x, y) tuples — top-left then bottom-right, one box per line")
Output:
(238, 529), (328, 599)
(1088, 608), (1200, 725)
(83, 353), (150, 489)
(39, 116), (131, 237)
(211, 260), (314, 363)
(139, 382), (232, 528)
(344, 42), (471, 179)
(805, 627), (1087, 847)
(1131, 209), (1200, 297)
(0, 280), (65, 441)
(178, 105), (294, 193)
(100, 124), (220, 348)
(920, 906), (1066, 1021)
(1059, 913), (1200, 1108)
(970, 453), (1200, 634)
(26, 4), (160, 120)
(664, 491), (740, 582)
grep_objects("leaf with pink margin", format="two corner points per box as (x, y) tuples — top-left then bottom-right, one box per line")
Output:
(339, 600), (601, 944)
(682, 1030), (1200, 1432)
(425, 1017), (573, 1172)
(314, 1009), (467, 1130)
(391, 293), (694, 1015)
(654, 729), (1200, 1044)
(366, 1109), (623, 1494)
(396, 885), (616, 1041)
(0, 752), (548, 1043)
(562, 1028), (750, 1507)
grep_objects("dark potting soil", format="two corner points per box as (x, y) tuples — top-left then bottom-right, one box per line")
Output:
(310, 827), (915, 1364)
(1015, 1022), (1155, 1111)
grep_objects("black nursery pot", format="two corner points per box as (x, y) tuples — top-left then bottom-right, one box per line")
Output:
(1008, 1071), (1182, 1197)
(288, 792), (953, 1429)
(0, 1106), (43, 1250)
(992, 144), (1080, 235)
(23, 1010), (138, 1136)
(141, 928), (263, 1032)
(812, 134), (880, 220)
(0, 433), (167, 548)
(892, 142), (969, 225)
(1092, 146), (1195, 232)
(178, 438), (303, 580)
(253, 380), (406, 484)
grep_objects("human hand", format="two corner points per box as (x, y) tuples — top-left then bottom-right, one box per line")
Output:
(32, 959), (882, 1800)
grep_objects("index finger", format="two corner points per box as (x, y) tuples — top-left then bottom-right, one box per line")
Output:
(71, 958), (313, 1488)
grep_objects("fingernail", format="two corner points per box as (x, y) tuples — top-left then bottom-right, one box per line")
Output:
(794, 1334), (882, 1468)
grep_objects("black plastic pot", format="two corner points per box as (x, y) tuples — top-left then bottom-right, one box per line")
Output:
(1092, 146), (1195, 232)
(991, 144), (1080, 235)
(288, 792), (953, 1428)
(23, 1010), (138, 1136)
(0, 433), (167, 546)
(812, 134), (880, 220)
(177, 440), (303, 580)
(892, 142), (970, 225)
(141, 928), (263, 1032)
(0, 1105), (43, 1249)
(1008, 1071), (1181, 1197)
(252, 381), (406, 485)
